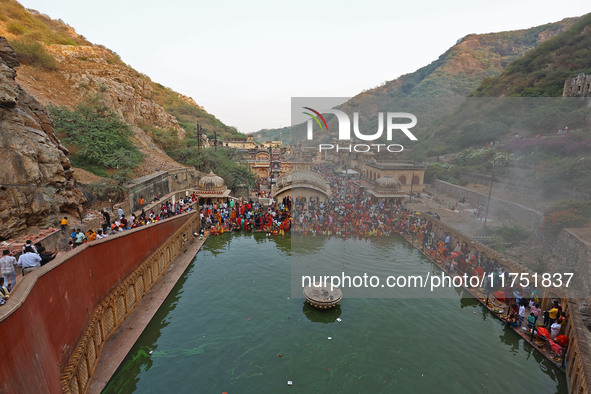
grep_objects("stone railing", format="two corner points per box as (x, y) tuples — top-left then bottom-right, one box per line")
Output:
(563, 300), (591, 394)
(59, 212), (199, 393)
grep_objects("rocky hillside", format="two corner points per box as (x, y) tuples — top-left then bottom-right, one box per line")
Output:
(0, 37), (84, 240)
(472, 13), (591, 97)
(0, 0), (241, 178)
(253, 16), (579, 144)
(420, 13), (591, 156)
(419, 14), (591, 199)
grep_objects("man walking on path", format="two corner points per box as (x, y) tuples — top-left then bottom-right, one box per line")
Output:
(60, 217), (69, 233)
(102, 210), (111, 234)
(21, 240), (38, 254)
(17, 247), (41, 275)
(0, 250), (17, 290)
(74, 229), (86, 248)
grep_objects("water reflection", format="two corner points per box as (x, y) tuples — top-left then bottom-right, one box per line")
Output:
(291, 234), (329, 255)
(201, 232), (234, 255)
(265, 233), (292, 254)
(302, 302), (342, 323)
(102, 256), (194, 393)
(459, 293), (480, 309)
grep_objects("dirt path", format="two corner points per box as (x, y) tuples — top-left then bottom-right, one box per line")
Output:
(409, 188), (502, 237)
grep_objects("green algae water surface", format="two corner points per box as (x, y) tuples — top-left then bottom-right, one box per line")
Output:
(104, 233), (566, 393)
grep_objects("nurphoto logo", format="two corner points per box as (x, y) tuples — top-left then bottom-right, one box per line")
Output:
(303, 106), (418, 152)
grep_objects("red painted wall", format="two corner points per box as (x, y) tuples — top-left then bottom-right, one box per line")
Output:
(0, 213), (193, 393)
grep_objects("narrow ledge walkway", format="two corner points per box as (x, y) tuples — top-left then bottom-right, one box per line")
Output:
(88, 237), (206, 394)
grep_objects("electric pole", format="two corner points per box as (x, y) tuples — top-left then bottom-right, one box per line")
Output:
(409, 163), (415, 205)
(484, 161), (495, 230)
(196, 123), (202, 171)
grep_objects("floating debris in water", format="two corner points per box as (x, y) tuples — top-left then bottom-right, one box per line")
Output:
(149, 351), (153, 354)
(336, 318), (342, 322)
(328, 337), (332, 340)
(287, 381), (293, 386)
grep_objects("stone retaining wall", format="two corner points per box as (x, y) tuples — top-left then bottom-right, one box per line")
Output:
(546, 228), (591, 300)
(126, 171), (170, 213)
(126, 168), (201, 213)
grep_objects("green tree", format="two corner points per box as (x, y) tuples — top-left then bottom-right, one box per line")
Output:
(50, 96), (143, 171)
(194, 148), (256, 191)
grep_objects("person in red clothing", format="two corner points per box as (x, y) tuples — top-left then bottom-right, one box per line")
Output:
(120, 215), (128, 230)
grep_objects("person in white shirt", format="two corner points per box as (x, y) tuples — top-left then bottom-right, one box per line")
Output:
(17, 246), (42, 275)
(518, 304), (526, 327)
(21, 240), (38, 254)
(550, 321), (562, 339)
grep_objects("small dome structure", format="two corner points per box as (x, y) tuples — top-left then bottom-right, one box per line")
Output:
(375, 176), (402, 193)
(198, 171), (228, 195)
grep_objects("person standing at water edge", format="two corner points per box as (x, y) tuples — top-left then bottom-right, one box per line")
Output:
(530, 303), (542, 324)
(518, 303), (526, 327)
(547, 303), (559, 327)
(527, 313), (536, 333)
(550, 320), (562, 339)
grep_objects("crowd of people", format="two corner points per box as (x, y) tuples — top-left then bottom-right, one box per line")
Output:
(66, 196), (199, 249)
(291, 165), (410, 236)
(0, 239), (57, 299)
(199, 198), (291, 236)
(0, 194), (200, 301)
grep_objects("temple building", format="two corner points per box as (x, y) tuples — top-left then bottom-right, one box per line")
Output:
(248, 149), (272, 180)
(224, 135), (258, 149)
(362, 161), (426, 194)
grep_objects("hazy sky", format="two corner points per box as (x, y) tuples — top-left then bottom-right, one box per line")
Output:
(18, 0), (591, 133)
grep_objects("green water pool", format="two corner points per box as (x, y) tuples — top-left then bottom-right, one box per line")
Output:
(103, 233), (566, 393)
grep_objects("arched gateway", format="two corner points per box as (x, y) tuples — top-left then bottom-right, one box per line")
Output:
(272, 170), (331, 202)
